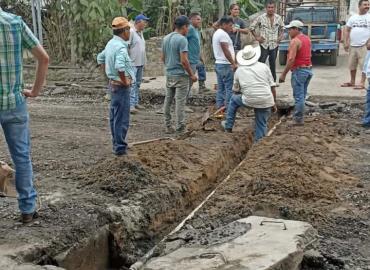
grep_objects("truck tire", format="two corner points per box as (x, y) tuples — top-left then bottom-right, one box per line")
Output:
(279, 51), (287, 66)
(329, 50), (337, 66)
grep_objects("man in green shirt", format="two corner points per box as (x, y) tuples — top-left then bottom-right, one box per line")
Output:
(0, 8), (49, 223)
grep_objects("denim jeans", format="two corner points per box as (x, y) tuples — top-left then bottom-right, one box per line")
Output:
(259, 46), (278, 82)
(291, 68), (313, 123)
(363, 84), (370, 126)
(110, 84), (130, 155)
(215, 64), (234, 110)
(0, 101), (36, 214)
(196, 63), (206, 81)
(164, 75), (189, 131)
(130, 66), (144, 108)
(225, 94), (271, 142)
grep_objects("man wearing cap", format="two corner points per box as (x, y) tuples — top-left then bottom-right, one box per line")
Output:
(129, 14), (149, 114)
(97, 17), (135, 156)
(279, 20), (312, 126)
(221, 45), (277, 142)
(162, 15), (197, 135)
(0, 8), (49, 223)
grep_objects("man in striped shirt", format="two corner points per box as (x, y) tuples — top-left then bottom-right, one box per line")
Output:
(0, 8), (49, 223)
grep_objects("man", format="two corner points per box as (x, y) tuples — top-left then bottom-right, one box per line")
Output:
(250, 0), (284, 82)
(279, 20), (312, 126)
(221, 45), (277, 142)
(97, 17), (135, 156)
(212, 16), (237, 111)
(341, 0), (370, 90)
(361, 38), (370, 127)
(0, 8), (49, 223)
(162, 16), (197, 135)
(129, 14), (149, 114)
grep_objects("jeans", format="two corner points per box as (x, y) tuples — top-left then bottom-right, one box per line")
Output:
(363, 84), (370, 126)
(110, 84), (130, 155)
(259, 46), (278, 82)
(291, 68), (313, 123)
(0, 101), (36, 214)
(225, 94), (271, 142)
(130, 66), (144, 108)
(215, 64), (234, 110)
(196, 63), (206, 81)
(164, 75), (189, 131)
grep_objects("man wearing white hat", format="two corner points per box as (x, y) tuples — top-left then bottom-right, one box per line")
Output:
(221, 45), (277, 142)
(279, 20), (312, 126)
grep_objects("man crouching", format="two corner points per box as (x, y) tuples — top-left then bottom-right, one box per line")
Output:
(97, 17), (135, 156)
(221, 45), (277, 142)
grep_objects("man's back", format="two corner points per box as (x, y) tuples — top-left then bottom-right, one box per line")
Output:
(162, 32), (188, 76)
(0, 9), (39, 111)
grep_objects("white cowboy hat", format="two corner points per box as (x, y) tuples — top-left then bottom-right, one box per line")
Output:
(236, 45), (261, 66)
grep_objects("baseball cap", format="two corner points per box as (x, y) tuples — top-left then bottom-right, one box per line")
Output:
(285, 20), (304, 29)
(112, 17), (130, 29)
(135, 14), (150, 22)
(174, 15), (190, 28)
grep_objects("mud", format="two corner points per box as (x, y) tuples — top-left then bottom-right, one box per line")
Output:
(0, 67), (369, 270)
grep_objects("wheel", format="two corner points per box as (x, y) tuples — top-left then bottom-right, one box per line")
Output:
(279, 51), (287, 65)
(329, 50), (337, 66)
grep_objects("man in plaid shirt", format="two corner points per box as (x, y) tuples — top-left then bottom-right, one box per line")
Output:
(0, 8), (49, 223)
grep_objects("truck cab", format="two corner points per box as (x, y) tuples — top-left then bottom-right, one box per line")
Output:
(278, 1), (341, 66)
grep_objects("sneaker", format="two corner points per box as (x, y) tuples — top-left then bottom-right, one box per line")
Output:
(156, 108), (164, 114)
(221, 120), (232, 133)
(130, 107), (139, 114)
(135, 104), (145, 110)
(185, 106), (194, 113)
(21, 211), (39, 224)
(165, 126), (175, 134)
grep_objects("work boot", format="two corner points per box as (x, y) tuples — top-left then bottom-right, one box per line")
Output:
(130, 107), (139, 114)
(198, 80), (211, 94)
(185, 106), (194, 113)
(21, 211), (39, 224)
(221, 120), (232, 133)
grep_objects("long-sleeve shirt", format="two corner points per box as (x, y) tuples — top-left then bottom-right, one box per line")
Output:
(0, 8), (40, 111)
(97, 35), (135, 83)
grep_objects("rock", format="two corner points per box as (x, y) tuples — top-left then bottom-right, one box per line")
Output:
(302, 249), (326, 267)
(319, 102), (337, 109)
(51, 88), (67, 95)
(356, 183), (365, 188)
(305, 101), (318, 107)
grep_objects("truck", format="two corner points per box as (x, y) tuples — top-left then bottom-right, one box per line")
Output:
(278, 0), (342, 66)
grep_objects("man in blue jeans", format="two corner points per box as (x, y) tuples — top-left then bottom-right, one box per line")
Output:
(97, 17), (135, 156)
(222, 45), (277, 142)
(0, 8), (49, 223)
(279, 20), (312, 125)
(212, 16), (237, 111)
(361, 38), (370, 127)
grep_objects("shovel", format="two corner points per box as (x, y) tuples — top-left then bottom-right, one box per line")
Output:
(201, 106), (226, 126)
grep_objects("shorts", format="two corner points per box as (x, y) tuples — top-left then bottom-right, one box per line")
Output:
(349, 45), (367, 70)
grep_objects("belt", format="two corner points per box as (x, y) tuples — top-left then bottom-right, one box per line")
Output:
(294, 66), (312, 70)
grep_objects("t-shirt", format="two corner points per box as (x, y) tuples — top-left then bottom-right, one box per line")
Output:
(187, 25), (201, 65)
(212, 28), (235, 64)
(234, 62), (276, 108)
(128, 28), (146, 66)
(162, 32), (189, 76)
(229, 17), (246, 50)
(346, 13), (370, 47)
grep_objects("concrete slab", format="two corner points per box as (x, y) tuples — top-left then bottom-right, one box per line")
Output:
(143, 216), (317, 270)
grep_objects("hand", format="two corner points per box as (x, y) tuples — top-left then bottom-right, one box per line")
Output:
(272, 104), (278, 113)
(256, 36), (265, 43)
(232, 63), (238, 71)
(22, 88), (39, 98)
(344, 44), (349, 52)
(279, 74), (286, 83)
(122, 78), (132, 87)
(191, 75), (198, 83)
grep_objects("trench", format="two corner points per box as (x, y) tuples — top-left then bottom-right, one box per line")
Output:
(13, 90), (289, 270)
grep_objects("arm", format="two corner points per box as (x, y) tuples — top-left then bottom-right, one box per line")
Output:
(115, 48), (134, 87)
(279, 38), (300, 82)
(221, 42), (237, 70)
(250, 17), (265, 43)
(118, 71), (131, 86)
(278, 17), (285, 42)
(237, 20), (249, 34)
(23, 45), (49, 98)
(180, 52), (197, 82)
(344, 26), (351, 52)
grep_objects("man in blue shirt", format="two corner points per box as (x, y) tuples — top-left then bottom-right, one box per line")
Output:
(162, 16), (197, 135)
(97, 17), (135, 156)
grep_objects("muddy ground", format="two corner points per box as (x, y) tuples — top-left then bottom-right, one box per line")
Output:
(0, 67), (369, 270)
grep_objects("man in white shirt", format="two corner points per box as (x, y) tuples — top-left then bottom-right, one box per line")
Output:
(221, 45), (277, 142)
(212, 16), (237, 111)
(341, 0), (370, 90)
(129, 14), (149, 114)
